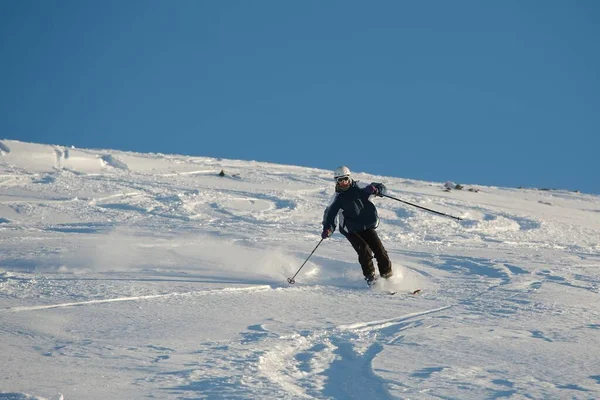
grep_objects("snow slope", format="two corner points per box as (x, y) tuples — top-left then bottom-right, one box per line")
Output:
(1, 139), (599, 399)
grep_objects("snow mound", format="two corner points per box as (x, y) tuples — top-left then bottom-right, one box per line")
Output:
(0, 140), (10, 153)
(99, 154), (128, 170)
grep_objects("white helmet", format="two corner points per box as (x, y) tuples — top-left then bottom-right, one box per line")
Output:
(333, 165), (351, 179)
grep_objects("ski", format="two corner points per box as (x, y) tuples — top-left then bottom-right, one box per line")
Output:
(391, 288), (421, 296)
(380, 288), (421, 296)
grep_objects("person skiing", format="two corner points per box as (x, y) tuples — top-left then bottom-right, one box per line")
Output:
(321, 166), (393, 286)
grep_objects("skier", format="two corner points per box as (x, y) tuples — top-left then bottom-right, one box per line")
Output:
(321, 166), (393, 286)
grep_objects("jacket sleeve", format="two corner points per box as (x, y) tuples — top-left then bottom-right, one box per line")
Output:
(357, 181), (387, 197)
(322, 194), (341, 232)
(371, 182), (387, 196)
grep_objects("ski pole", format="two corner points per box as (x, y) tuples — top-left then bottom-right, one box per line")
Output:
(287, 238), (324, 284)
(381, 193), (463, 221)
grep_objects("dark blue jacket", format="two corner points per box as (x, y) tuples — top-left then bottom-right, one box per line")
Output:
(322, 181), (387, 236)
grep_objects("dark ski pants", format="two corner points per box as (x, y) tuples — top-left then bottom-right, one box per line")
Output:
(344, 228), (392, 278)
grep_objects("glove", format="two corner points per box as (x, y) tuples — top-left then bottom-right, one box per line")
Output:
(321, 229), (332, 239)
(365, 185), (379, 196)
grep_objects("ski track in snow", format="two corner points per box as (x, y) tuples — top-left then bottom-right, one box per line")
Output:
(251, 303), (455, 399)
(1, 140), (600, 399)
(0, 285), (272, 313)
(337, 304), (453, 333)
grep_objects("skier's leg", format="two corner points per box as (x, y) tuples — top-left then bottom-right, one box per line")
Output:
(345, 232), (375, 279)
(359, 229), (392, 277)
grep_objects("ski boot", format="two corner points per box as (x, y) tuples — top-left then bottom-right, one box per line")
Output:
(365, 274), (377, 288)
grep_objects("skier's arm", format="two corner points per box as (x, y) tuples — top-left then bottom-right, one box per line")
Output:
(371, 182), (387, 196)
(322, 194), (341, 232)
(357, 181), (387, 197)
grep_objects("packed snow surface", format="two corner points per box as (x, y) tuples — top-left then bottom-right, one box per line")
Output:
(1, 140), (599, 399)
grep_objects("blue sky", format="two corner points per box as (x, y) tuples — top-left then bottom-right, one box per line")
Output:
(2, 1), (599, 193)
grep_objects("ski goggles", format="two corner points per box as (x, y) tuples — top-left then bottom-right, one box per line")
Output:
(336, 176), (350, 183)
